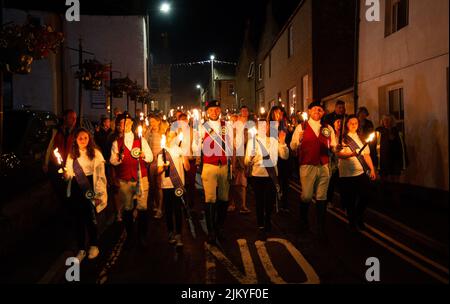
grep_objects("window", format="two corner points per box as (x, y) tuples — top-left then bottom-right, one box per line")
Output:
(388, 87), (405, 134)
(150, 77), (159, 91)
(288, 86), (297, 112)
(288, 25), (294, 57)
(228, 83), (235, 96)
(248, 62), (255, 78)
(385, 0), (409, 36)
(258, 64), (263, 81)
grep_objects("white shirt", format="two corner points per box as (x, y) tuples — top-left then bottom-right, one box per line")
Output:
(157, 145), (185, 189)
(290, 119), (337, 151)
(110, 132), (153, 165)
(244, 135), (289, 177)
(338, 132), (370, 178)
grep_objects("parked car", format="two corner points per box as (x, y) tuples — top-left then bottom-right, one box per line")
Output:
(0, 110), (58, 202)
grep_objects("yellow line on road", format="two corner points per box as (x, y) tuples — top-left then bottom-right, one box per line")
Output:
(289, 183), (449, 284)
(96, 230), (127, 285)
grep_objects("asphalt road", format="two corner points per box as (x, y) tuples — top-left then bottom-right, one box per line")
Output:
(33, 181), (448, 285)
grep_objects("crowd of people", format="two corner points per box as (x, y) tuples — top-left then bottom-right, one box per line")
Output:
(42, 99), (408, 260)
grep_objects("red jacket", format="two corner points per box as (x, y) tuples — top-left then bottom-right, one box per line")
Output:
(202, 121), (228, 166)
(298, 122), (331, 166)
(116, 137), (148, 181)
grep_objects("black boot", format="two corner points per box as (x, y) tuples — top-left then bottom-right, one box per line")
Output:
(123, 210), (135, 249)
(315, 200), (327, 240)
(137, 210), (149, 248)
(299, 202), (310, 232)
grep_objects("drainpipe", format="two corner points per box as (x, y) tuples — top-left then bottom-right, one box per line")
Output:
(353, 0), (361, 112)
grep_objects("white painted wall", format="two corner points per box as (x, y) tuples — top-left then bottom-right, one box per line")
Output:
(64, 15), (147, 122)
(358, 0), (449, 190)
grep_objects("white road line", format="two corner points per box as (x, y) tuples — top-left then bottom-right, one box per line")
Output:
(254, 240), (286, 284)
(206, 242), (258, 284)
(327, 208), (449, 284)
(237, 239), (258, 282)
(289, 183), (449, 283)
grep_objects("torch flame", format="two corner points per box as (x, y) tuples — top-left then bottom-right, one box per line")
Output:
(139, 112), (144, 121)
(145, 117), (149, 126)
(138, 126), (143, 138)
(161, 135), (166, 149)
(366, 132), (376, 143)
(290, 107), (295, 115)
(178, 132), (184, 142)
(163, 115), (167, 121)
(53, 148), (63, 165)
(193, 109), (199, 120)
(260, 107), (266, 115)
(301, 112), (308, 121)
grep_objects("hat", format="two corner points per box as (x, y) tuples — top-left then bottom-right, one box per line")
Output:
(205, 99), (221, 110)
(115, 111), (132, 124)
(308, 101), (325, 110)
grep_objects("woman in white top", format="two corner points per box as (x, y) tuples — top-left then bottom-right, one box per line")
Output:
(245, 118), (289, 240)
(157, 130), (190, 247)
(336, 115), (376, 231)
(65, 128), (107, 260)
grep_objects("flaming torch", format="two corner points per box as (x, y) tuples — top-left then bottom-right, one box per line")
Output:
(178, 132), (184, 147)
(53, 148), (65, 174)
(358, 132), (376, 156)
(249, 127), (258, 156)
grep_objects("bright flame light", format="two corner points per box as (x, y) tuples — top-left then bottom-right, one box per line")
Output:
(138, 126), (143, 138)
(145, 117), (149, 126)
(366, 132), (376, 143)
(163, 115), (167, 120)
(193, 109), (199, 120)
(161, 135), (166, 149)
(249, 127), (258, 137)
(53, 148), (63, 165)
(210, 55), (215, 61)
(260, 107), (266, 115)
(178, 132), (184, 142)
(290, 107), (295, 115)
(301, 112), (308, 121)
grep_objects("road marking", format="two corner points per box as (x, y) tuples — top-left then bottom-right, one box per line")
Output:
(327, 208), (449, 284)
(206, 242), (258, 284)
(289, 182), (449, 277)
(96, 230), (127, 285)
(254, 240), (286, 284)
(237, 239), (257, 281)
(260, 238), (320, 284)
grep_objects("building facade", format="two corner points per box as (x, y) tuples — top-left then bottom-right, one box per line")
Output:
(357, 0), (449, 191)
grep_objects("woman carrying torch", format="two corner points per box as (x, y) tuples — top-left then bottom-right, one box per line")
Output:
(336, 115), (377, 231)
(64, 128), (107, 260)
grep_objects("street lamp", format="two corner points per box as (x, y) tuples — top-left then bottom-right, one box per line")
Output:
(160, 2), (171, 14)
(210, 55), (215, 99)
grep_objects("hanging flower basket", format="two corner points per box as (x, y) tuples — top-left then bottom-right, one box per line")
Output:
(0, 17), (64, 74)
(77, 59), (108, 91)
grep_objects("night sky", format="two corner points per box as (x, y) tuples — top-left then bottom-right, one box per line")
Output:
(149, 0), (262, 108)
(5, 0), (300, 109)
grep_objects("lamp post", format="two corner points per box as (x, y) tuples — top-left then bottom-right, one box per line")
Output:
(210, 55), (215, 99)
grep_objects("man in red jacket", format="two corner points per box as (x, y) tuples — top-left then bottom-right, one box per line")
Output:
(110, 112), (153, 248)
(290, 101), (337, 238)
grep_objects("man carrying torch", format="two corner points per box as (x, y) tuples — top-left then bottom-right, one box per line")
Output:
(110, 112), (153, 249)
